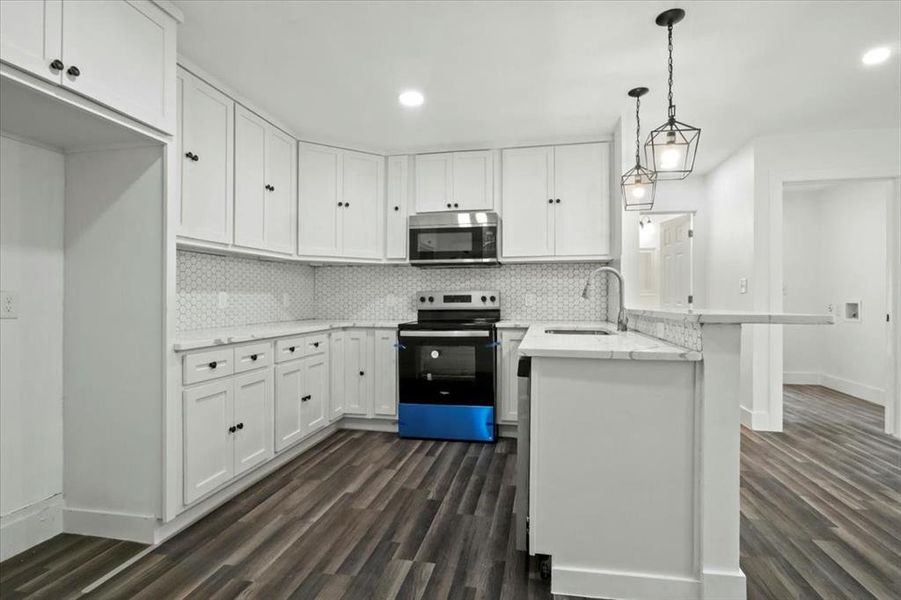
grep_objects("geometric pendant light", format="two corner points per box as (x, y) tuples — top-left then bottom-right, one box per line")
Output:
(621, 87), (656, 211)
(644, 8), (701, 180)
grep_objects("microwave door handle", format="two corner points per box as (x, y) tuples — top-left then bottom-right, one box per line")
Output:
(399, 330), (491, 338)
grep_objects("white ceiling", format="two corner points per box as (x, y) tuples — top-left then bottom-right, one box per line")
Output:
(173, 1), (901, 173)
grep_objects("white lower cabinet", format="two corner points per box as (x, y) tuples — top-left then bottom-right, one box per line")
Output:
(343, 329), (372, 416)
(498, 329), (526, 424)
(275, 349), (331, 451)
(183, 379), (234, 504)
(233, 370), (274, 475)
(329, 330), (346, 419)
(373, 329), (398, 417)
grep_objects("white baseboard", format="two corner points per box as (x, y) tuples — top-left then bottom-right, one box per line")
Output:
(497, 422), (518, 438)
(783, 371), (885, 406)
(0, 494), (64, 561)
(740, 405), (775, 431)
(702, 568), (747, 600)
(340, 417), (397, 432)
(63, 507), (157, 544)
(551, 564), (701, 600)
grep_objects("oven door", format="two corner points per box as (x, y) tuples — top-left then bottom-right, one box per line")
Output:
(408, 225), (498, 265)
(397, 329), (496, 406)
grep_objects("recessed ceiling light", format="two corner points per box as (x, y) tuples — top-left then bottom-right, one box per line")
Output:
(398, 90), (424, 108)
(862, 46), (891, 66)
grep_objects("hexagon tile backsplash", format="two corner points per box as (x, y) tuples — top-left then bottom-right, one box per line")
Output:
(176, 250), (610, 331)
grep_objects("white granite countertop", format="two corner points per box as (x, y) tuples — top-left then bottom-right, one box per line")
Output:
(518, 322), (702, 361)
(626, 308), (833, 325)
(174, 320), (404, 351)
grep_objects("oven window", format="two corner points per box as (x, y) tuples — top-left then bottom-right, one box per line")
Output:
(414, 344), (476, 382)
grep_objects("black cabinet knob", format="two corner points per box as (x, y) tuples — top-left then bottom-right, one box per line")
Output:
(301, 395), (311, 402)
(288, 346), (296, 353)
(359, 371), (365, 376)
(428, 296), (434, 302)
(394, 206), (399, 211)
(338, 202), (343, 207)
(344, 202), (350, 208)
(250, 354), (258, 361)
(446, 203), (452, 208)
(490, 295), (496, 302)
(67, 65), (80, 77)
(419, 296), (426, 303)
(208, 361), (217, 369)
(313, 341), (319, 348)
(236, 422), (244, 430)
(555, 198), (561, 203)
(228, 425), (236, 433)
(548, 199), (554, 204)
(454, 203), (459, 208)
(481, 295), (487, 302)
(50, 59), (64, 71)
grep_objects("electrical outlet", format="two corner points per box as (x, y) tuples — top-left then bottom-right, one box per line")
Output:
(282, 292), (290, 308)
(217, 291), (228, 309)
(739, 278), (748, 294)
(524, 293), (537, 307)
(0, 291), (18, 319)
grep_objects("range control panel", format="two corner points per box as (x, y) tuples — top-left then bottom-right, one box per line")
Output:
(415, 290), (500, 310)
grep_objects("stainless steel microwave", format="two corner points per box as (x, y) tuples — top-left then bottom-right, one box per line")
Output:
(408, 212), (500, 267)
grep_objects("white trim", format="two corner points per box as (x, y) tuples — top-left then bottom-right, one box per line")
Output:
(740, 406), (769, 430)
(783, 371), (821, 385)
(497, 422), (518, 438)
(784, 372), (886, 406)
(339, 417), (398, 432)
(550, 565), (701, 600)
(63, 507), (157, 544)
(0, 495), (64, 561)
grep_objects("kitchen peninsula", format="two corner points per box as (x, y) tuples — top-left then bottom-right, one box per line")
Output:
(518, 310), (833, 600)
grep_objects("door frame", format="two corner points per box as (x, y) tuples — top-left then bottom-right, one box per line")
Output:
(771, 172), (900, 438)
(639, 210), (696, 310)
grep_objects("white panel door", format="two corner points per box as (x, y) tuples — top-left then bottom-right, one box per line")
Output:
(341, 151), (382, 259)
(329, 331), (345, 420)
(302, 354), (330, 435)
(553, 143), (610, 257)
(386, 156), (409, 260)
(373, 329), (398, 417)
(298, 142), (341, 256)
(415, 153), (453, 212)
(0, 0), (62, 84)
(264, 126), (296, 254)
(499, 329), (525, 423)
(234, 105), (267, 250)
(343, 330), (371, 416)
(660, 215), (693, 310)
(233, 370), (274, 476)
(183, 380), (234, 504)
(178, 69), (234, 244)
(61, 0), (175, 132)
(275, 360), (304, 451)
(453, 151), (493, 211)
(501, 146), (554, 258)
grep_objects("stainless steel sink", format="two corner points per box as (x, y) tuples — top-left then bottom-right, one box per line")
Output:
(544, 328), (613, 336)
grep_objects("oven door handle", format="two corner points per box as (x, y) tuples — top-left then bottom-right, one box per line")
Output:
(399, 330), (491, 338)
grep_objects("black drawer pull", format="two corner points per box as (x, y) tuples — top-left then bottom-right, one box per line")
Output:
(236, 422), (244, 430)
(301, 395), (311, 402)
(288, 346), (296, 353)
(228, 425), (236, 433)
(250, 354), (258, 361)
(312, 341), (319, 348)
(208, 361), (217, 369)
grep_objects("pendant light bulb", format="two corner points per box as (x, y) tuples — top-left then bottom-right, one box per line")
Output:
(621, 86), (656, 211)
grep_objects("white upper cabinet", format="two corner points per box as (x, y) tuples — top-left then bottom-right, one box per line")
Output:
(234, 105), (296, 254)
(1, 0), (177, 132)
(502, 146), (554, 258)
(298, 143), (384, 260)
(298, 142), (341, 256)
(0, 0), (62, 83)
(415, 150), (494, 213)
(341, 150), (383, 259)
(385, 156), (409, 260)
(553, 143), (610, 257)
(177, 68), (234, 244)
(502, 143), (610, 259)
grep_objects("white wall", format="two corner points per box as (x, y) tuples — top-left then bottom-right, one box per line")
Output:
(784, 180), (891, 404)
(0, 135), (65, 558)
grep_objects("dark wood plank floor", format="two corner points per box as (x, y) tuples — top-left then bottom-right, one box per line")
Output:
(2, 384), (899, 599)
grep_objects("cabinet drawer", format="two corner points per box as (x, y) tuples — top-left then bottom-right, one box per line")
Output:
(234, 342), (273, 373)
(183, 348), (234, 385)
(304, 334), (328, 357)
(276, 334), (327, 362)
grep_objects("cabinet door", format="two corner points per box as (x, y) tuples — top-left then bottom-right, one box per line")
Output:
(343, 330), (371, 416)
(0, 0), (62, 83)
(329, 331), (346, 420)
(234, 105), (267, 250)
(453, 151), (493, 211)
(553, 143), (610, 257)
(501, 146), (554, 258)
(415, 153), (453, 212)
(298, 143), (341, 256)
(178, 69), (234, 244)
(264, 126), (296, 254)
(183, 380), (234, 504)
(275, 360), (304, 451)
(341, 151), (383, 259)
(499, 330), (525, 423)
(302, 354), (330, 435)
(233, 370), (274, 475)
(385, 156), (409, 260)
(61, 0), (176, 132)
(373, 330), (398, 417)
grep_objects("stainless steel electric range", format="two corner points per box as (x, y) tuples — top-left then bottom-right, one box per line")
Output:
(397, 290), (500, 442)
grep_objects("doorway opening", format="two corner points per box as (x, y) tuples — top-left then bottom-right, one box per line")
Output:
(637, 212), (694, 310)
(782, 178), (897, 431)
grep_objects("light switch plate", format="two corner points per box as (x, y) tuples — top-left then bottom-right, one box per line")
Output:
(217, 291), (228, 309)
(739, 278), (748, 294)
(0, 290), (18, 319)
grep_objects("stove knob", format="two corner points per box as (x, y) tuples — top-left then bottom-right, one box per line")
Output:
(419, 296), (426, 303)
(428, 296), (434, 303)
(489, 295), (496, 302)
(481, 295), (487, 302)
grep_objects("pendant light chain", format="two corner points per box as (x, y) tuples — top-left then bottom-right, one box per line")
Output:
(667, 23), (675, 121)
(635, 95), (642, 165)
